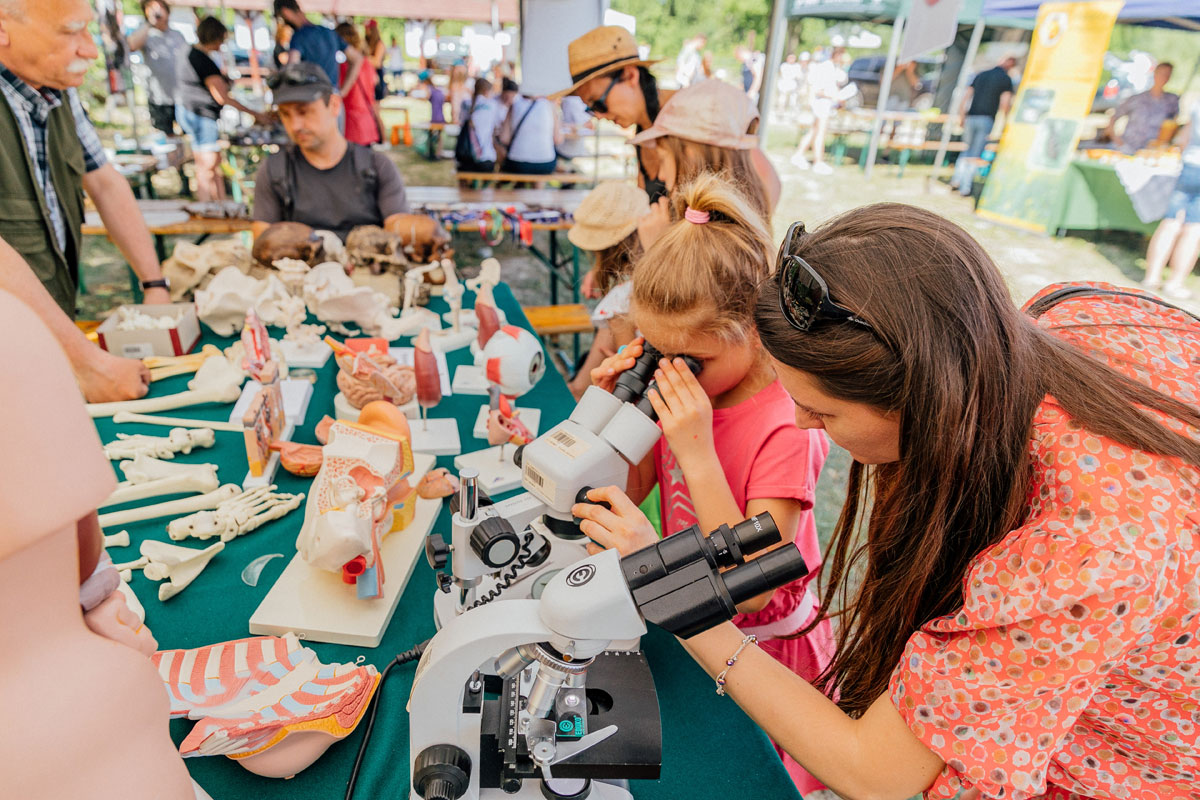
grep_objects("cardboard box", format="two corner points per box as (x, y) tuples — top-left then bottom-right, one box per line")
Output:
(96, 303), (201, 358)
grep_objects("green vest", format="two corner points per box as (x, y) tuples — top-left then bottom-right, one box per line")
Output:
(0, 90), (86, 319)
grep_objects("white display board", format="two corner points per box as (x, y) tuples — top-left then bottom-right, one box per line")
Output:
(519, 0), (607, 97)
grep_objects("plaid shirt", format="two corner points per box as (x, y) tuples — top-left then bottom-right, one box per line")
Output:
(0, 66), (107, 253)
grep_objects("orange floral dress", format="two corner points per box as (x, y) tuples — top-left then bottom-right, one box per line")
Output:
(890, 284), (1200, 800)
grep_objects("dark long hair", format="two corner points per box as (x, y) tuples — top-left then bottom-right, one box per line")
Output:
(638, 66), (660, 127)
(754, 203), (1200, 716)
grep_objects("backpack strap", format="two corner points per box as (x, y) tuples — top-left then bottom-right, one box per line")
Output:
(266, 144), (299, 221)
(504, 98), (538, 153)
(1025, 285), (1200, 323)
(349, 143), (379, 198)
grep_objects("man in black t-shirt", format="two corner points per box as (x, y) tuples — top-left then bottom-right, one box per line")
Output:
(951, 55), (1016, 197)
(252, 62), (408, 242)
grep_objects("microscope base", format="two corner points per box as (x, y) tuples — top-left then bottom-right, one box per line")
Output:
(453, 445), (524, 494)
(472, 405), (541, 440)
(249, 453), (442, 647)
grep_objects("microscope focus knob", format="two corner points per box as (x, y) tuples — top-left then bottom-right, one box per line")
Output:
(413, 744), (472, 800)
(436, 571), (454, 594)
(425, 533), (450, 569)
(470, 517), (521, 568)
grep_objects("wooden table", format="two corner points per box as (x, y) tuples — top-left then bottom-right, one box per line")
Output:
(82, 199), (253, 262)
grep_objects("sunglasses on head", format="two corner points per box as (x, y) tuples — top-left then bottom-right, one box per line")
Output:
(585, 72), (622, 116)
(267, 70), (326, 91)
(776, 221), (875, 333)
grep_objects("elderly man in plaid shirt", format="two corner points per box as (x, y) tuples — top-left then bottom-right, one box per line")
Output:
(0, 0), (170, 402)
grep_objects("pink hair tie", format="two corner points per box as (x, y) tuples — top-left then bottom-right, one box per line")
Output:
(684, 206), (710, 225)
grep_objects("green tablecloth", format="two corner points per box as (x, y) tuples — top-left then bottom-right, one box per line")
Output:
(1049, 160), (1159, 237)
(94, 283), (801, 800)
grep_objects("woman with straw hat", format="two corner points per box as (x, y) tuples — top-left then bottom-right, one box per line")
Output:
(550, 26), (779, 209)
(566, 181), (648, 398)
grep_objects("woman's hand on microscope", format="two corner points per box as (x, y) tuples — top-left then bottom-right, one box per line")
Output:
(589, 337), (645, 393)
(573, 485), (659, 556)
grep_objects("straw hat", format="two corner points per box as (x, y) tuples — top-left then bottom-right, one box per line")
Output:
(568, 181), (650, 251)
(629, 79), (759, 150)
(549, 26), (661, 100)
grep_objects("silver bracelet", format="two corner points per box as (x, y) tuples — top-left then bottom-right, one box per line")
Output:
(715, 634), (757, 696)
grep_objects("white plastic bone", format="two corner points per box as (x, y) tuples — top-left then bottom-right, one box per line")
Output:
(118, 455), (220, 486)
(98, 485), (240, 528)
(103, 530), (131, 549)
(102, 427), (216, 461)
(167, 485), (305, 542)
(111, 412), (244, 433)
(103, 472), (221, 508)
(195, 266), (265, 336)
(120, 569), (133, 583)
(272, 257), (312, 293)
(139, 540), (225, 601)
(113, 556), (148, 572)
(86, 356), (245, 418)
(114, 306), (181, 331)
(116, 581), (146, 622)
(302, 261), (397, 336)
(466, 258), (501, 309)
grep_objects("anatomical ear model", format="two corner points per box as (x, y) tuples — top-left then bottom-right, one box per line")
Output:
(103, 427), (215, 461)
(87, 355), (246, 418)
(152, 633), (379, 778)
(296, 402), (418, 599)
(166, 485), (304, 543)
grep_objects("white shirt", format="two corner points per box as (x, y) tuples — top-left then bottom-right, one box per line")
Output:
(504, 96), (556, 164)
(461, 96), (499, 163)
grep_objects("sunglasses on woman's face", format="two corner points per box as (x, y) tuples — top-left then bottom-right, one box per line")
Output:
(776, 221), (875, 333)
(585, 72), (622, 116)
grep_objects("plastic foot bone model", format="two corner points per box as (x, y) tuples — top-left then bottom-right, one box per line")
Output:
(296, 401), (418, 600)
(429, 345), (700, 627)
(167, 485), (305, 542)
(153, 633), (379, 779)
(407, 513), (809, 800)
(102, 427), (216, 461)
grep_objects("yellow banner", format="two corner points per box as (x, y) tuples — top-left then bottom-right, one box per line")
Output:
(976, 1), (1123, 232)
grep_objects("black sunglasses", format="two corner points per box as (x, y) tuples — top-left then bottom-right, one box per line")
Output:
(776, 221), (875, 333)
(586, 72), (622, 115)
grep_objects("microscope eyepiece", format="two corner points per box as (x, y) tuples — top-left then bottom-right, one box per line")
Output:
(611, 343), (663, 404)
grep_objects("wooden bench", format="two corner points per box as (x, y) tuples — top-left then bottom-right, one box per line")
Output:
(524, 304), (593, 377)
(457, 171), (594, 188)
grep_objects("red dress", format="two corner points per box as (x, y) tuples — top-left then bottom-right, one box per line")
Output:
(891, 284), (1200, 800)
(339, 59), (379, 146)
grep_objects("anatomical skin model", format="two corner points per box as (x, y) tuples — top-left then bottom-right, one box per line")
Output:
(0, 290), (194, 799)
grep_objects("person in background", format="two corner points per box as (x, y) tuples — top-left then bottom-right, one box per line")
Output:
(951, 54), (1015, 197)
(1103, 61), (1178, 154)
(333, 21), (380, 146)
(777, 53), (800, 111)
(456, 77), (500, 173)
(556, 94), (592, 162)
(253, 62), (409, 242)
(674, 33), (705, 88)
(272, 21), (292, 68)
(448, 61), (470, 124)
(0, 0), (169, 400)
(552, 26), (780, 208)
(273, 0), (363, 101)
(790, 48), (843, 175)
(1142, 105), (1200, 299)
(418, 69), (447, 155)
(737, 44), (764, 102)
(567, 181), (647, 399)
(385, 35), (403, 92)
(176, 16), (270, 202)
(364, 19), (386, 101)
(498, 83), (561, 175)
(127, 0), (186, 136)
(887, 60), (920, 111)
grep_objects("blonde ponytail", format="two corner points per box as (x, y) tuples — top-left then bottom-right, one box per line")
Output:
(632, 172), (774, 342)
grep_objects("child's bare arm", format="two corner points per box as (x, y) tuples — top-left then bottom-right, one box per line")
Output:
(624, 452), (657, 506)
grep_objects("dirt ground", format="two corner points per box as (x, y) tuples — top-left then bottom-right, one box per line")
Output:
(78, 118), (1195, 563)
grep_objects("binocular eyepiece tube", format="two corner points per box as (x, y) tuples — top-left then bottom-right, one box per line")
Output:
(611, 343), (702, 421)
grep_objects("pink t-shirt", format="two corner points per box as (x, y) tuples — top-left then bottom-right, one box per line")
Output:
(654, 378), (834, 794)
(654, 378), (828, 581)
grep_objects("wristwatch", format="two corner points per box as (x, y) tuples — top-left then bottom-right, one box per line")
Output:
(140, 278), (171, 291)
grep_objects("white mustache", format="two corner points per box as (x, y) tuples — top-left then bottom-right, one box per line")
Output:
(66, 59), (92, 74)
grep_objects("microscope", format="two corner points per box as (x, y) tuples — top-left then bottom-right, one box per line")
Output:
(424, 345), (700, 627)
(408, 510), (809, 800)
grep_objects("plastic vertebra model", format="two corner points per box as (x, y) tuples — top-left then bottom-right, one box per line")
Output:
(296, 402), (417, 599)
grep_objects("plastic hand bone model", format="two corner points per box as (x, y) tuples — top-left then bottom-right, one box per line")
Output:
(296, 402), (418, 599)
(427, 344), (698, 626)
(153, 633), (379, 779)
(408, 513), (809, 800)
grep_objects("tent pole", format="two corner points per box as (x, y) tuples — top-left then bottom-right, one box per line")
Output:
(757, 0), (789, 147)
(929, 17), (984, 189)
(864, 14), (905, 180)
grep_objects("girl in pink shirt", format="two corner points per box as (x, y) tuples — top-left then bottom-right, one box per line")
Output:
(573, 173), (834, 794)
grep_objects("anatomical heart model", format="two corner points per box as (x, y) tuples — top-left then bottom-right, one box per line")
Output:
(296, 402), (418, 599)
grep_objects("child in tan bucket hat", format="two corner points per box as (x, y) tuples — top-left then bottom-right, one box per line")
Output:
(565, 181), (649, 398)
